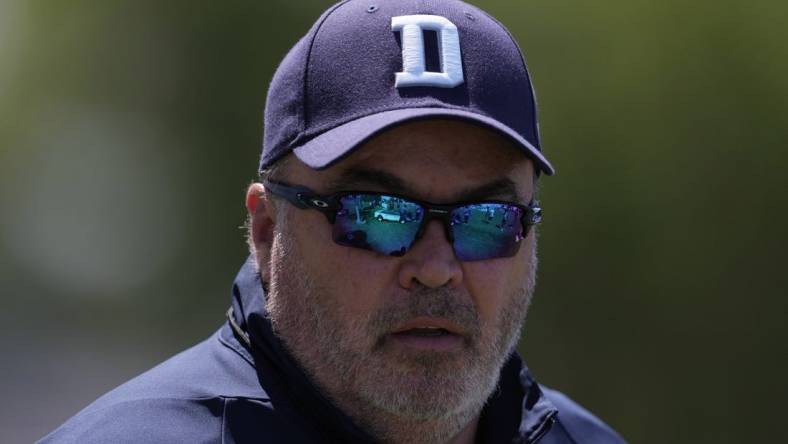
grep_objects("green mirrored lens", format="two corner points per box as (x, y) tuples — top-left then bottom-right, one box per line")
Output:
(333, 194), (424, 256)
(451, 204), (524, 261)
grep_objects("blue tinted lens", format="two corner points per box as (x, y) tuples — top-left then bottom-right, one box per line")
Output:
(451, 204), (524, 261)
(333, 194), (424, 256)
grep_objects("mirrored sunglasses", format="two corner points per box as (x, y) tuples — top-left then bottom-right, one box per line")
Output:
(264, 180), (542, 262)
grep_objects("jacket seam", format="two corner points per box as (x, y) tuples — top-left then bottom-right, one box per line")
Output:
(218, 324), (256, 367)
(554, 418), (580, 444)
(221, 397), (228, 444)
(78, 396), (258, 420)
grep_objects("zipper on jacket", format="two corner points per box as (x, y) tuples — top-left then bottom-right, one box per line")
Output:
(528, 412), (557, 444)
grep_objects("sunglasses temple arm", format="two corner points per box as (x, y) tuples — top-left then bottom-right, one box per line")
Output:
(528, 205), (542, 225)
(263, 180), (316, 209)
(519, 205), (542, 232)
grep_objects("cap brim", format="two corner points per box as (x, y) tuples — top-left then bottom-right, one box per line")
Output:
(292, 108), (555, 176)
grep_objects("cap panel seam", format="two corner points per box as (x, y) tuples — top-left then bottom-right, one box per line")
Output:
(477, 8), (542, 149)
(297, 0), (354, 148)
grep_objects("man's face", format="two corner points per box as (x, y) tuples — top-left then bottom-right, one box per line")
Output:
(255, 119), (537, 429)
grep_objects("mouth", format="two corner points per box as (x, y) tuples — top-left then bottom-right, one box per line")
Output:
(394, 327), (452, 337)
(386, 317), (466, 352)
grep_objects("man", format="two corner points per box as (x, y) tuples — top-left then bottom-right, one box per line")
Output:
(41, 0), (626, 443)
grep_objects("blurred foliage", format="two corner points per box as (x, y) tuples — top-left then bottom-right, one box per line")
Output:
(1, 1), (786, 442)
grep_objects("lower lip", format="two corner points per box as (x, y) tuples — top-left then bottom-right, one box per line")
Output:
(387, 332), (464, 352)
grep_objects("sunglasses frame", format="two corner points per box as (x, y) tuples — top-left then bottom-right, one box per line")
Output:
(263, 179), (542, 258)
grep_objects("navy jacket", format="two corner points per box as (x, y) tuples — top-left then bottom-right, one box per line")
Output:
(40, 258), (626, 443)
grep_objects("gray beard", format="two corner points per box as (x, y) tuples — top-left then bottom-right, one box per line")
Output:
(264, 222), (536, 444)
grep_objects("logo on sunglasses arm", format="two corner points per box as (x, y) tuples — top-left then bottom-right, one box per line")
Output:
(391, 15), (464, 88)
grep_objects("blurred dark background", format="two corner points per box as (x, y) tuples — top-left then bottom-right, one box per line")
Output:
(1, 0), (786, 442)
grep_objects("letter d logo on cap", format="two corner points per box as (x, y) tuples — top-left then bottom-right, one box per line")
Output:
(392, 15), (464, 88)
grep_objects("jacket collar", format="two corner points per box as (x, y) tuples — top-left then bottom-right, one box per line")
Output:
(229, 256), (558, 443)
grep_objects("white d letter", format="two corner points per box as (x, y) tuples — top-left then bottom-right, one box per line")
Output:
(391, 15), (464, 88)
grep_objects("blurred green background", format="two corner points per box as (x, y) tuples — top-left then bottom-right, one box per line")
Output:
(1, 0), (786, 442)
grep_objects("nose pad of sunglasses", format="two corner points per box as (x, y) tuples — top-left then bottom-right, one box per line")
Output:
(416, 210), (456, 245)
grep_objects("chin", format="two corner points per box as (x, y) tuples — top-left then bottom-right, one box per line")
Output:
(350, 349), (497, 421)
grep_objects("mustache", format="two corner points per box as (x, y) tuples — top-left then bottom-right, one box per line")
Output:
(367, 286), (481, 339)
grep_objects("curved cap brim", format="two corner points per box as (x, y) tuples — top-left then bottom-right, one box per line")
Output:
(292, 108), (555, 176)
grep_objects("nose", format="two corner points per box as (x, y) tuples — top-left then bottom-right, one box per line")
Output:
(397, 220), (463, 289)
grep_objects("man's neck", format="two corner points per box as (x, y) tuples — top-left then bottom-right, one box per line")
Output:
(335, 393), (483, 444)
(447, 415), (480, 444)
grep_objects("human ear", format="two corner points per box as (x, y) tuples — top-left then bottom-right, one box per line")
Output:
(245, 183), (276, 282)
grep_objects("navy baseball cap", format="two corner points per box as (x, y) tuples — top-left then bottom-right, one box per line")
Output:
(259, 0), (555, 176)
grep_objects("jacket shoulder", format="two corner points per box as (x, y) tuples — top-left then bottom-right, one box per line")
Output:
(38, 397), (226, 444)
(89, 328), (266, 402)
(38, 327), (285, 443)
(541, 387), (627, 444)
